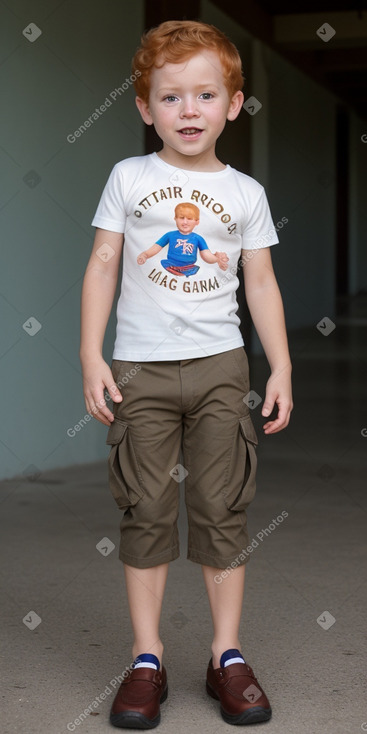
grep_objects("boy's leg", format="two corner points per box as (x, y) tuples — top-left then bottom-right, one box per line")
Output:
(181, 348), (256, 660)
(106, 359), (184, 669)
(123, 562), (169, 666)
(201, 564), (245, 669)
(181, 350), (271, 722)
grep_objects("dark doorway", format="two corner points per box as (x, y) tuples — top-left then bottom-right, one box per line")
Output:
(336, 105), (349, 300)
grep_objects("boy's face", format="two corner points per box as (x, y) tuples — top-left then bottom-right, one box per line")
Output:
(135, 50), (243, 170)
(175, 214), (199, 234)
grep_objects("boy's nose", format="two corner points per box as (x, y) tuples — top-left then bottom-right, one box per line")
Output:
(179, 97), (199, 117)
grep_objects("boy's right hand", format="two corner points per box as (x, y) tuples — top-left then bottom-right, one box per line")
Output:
(80, 355), (122, 426)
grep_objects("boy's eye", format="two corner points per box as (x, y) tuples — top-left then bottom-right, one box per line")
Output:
(163, 95), (178, 102)
(199, 92), (214, 100)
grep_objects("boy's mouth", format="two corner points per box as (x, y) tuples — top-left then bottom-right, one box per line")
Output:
(178, 127), (203, 139)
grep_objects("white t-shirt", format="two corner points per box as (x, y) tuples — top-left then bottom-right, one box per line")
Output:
(91, 152), (279, 361)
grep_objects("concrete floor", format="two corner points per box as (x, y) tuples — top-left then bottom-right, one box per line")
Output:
(1, 296), (367, 734)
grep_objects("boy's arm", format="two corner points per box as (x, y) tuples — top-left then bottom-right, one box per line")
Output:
(79, 228), (124, 426)
(242, 247), (293, 434)
(137, 243), (162, 264)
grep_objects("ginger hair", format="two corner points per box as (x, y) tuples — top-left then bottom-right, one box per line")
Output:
(131, 20), (245, 103)
(175, 203), (200, 219)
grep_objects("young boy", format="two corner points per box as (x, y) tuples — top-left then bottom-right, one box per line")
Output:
(80, 19), (293, 729)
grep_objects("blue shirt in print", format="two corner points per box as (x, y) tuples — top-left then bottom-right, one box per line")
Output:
(155, 230), (208, 265)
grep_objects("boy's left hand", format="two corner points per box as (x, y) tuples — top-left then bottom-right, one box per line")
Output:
(215, 251), (229, 270)
(261, 368), (293, 434)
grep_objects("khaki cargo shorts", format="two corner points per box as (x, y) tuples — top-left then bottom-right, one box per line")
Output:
(105, 347), (259, 569)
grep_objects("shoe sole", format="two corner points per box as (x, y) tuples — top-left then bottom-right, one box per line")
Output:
(110, 685), (168, 729)
(206, 682), (272, 725)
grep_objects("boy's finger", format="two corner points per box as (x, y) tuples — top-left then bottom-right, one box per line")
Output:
(87, 389), (115, 422)
(263, 417), (284, 433)
(92, 401), (116, 425)
(93, 410), (114, 427)
(263, 405), (290, 433)
(108, 383), (123, 401)
(262, 397), (275, 417)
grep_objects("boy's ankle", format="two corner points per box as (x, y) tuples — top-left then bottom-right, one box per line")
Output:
(211, 643), (242, 669)
(132, 643), (164, 667)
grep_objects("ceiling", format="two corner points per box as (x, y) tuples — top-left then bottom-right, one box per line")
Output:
(211, 1), (367, 119)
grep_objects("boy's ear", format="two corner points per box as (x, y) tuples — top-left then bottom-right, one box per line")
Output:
(135, 96), (154, 125)
(226, 90), (245, 122)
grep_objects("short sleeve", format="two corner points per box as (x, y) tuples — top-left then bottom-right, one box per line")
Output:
(155, 232), (170, 247)
(241, 187), (279, 251)
(91, 164), (126, 233)
(196, 234), (209, 251)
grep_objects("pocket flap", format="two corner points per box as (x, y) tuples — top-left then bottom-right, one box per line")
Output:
(105, 418), (128, 445)
(239, 414), (258, 446)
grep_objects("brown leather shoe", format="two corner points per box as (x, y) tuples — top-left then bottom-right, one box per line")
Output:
(206, 657), (271, 725)
(110, 665), (168, 729)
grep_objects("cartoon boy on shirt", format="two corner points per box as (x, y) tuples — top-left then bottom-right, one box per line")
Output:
(137, 202), (229, 277)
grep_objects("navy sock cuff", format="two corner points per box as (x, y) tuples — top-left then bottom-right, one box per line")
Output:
(220, 648), (245, 668)
(132, 653), (160, 670)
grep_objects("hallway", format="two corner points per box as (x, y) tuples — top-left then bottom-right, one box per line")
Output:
(1, 295), (366, 734)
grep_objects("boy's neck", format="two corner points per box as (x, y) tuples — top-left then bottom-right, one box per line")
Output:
(155, 147), (227, 172)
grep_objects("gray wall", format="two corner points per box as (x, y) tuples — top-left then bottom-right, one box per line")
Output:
(0, 1), (144, 479)
(266, 48), (337, 333)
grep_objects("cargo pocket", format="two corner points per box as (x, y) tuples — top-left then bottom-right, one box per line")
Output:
(105, 418), (145, 510)
(222, 414), (258, 512)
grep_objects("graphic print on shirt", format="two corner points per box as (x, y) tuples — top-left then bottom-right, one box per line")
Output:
(136, 202), (229, 278)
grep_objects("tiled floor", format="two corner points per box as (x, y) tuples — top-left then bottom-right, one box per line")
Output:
(1, 296), (366, 733)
